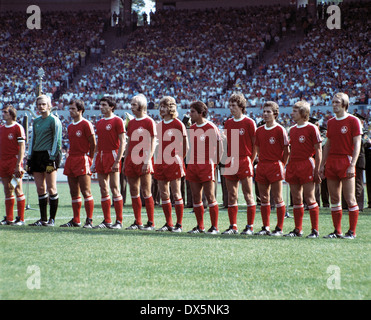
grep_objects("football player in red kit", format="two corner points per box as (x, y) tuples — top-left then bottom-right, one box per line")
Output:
(124, 94), (157, 231)
(285, 101), (322, 238)
(91, 96), (126, 229)
(320, 93), (362, 239)
(222, 93), (257, 235)
(61, 99), (96, 228)
(154, 96), (189, 232)
(0, 105), (26, 226)
(254, 101), (290, 236)
(186, 101), (223, 234)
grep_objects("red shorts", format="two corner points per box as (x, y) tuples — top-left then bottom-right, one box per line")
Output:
(96, 150), (121, 174)
(286, 158), (315, 185)
(64, 155), (92, 177)
(325, 155), (352, 180)
(124, 155), (154, 177)
(186, 163), (217, 183)
(0, 157), (20, 178)
(223, 156), (253, 181)
(154, 156), (185, 181)
(255, 161), (285, 185)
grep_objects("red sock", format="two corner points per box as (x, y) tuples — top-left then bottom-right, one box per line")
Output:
(113, 195), (123, 223)
(331, 205), (342, 234)
(276, 201), (286, 230)
(162, 199), (173, 227)
(193, 202), (204, 230)
(131, 195), (142, 225)
(209, 201), (219, 229)
(261, 202), (271, 228)
(348, 205), (359, 235)
(228, 204), (238, 229)
(72, 197), (82, 224)
(308, 202), (319, 231)
(5, 196), (15, 222)
(84, 196), (94, 220)
(144, 195), (155, 226)
(247, 204), (256, 230)
(293, 204), (304, 232)
(101, 195), (111, 224)
(174, 198), (184, 225)
(16, 194), (25, 221)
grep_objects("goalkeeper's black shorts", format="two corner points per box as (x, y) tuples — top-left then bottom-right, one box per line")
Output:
(29, 150), (61, 173)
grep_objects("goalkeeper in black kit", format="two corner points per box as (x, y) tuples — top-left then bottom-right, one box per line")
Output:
(27, 95), (62, 226)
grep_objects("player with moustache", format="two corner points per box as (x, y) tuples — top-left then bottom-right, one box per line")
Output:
(61, 99), (96, 228)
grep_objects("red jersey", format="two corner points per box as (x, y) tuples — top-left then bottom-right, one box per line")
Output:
(255, 123), (289, 162)
(127, 115), (156, 161)
(224, 115), (256, 157)
(96, 115), (125, 152)
(289, 122), (322, 161)
(156, 118), (187, 164)
(67, 118), (95, 156)
(188, 120), (221, 165)
(327, 114), (362, 157)
(0, 122), (26, 160)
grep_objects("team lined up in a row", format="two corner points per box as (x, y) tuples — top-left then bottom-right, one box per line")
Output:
(0, 92), (361, 238)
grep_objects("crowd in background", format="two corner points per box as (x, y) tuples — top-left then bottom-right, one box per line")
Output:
(0, 10), (110, 110)
(1, 3), (370, 112)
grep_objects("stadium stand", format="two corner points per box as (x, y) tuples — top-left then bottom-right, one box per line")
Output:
(1, 1), (370, 154)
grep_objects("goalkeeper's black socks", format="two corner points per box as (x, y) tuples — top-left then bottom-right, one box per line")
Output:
(38, 193), (48, 221)
(49, 193), (59, 220)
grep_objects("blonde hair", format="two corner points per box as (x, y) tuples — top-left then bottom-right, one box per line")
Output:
(333, 92), (349, 111)
(293, 101), (310, 121)
(36, 94), (52, 108)
(159, 96), (178, 119)
(131, 94), (148, 112)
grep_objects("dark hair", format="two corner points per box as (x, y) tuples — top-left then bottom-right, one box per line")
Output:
(69, 99), (85, 114)
(190, 101), (208, 117)
(3, 104), (17, 120)
(99, 96), (117, 111)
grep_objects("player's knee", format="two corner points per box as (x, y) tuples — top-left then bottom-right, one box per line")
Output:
(81, 190), (92, 199)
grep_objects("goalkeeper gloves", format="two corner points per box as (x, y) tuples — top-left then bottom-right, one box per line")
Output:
(46, 160), (56, 173)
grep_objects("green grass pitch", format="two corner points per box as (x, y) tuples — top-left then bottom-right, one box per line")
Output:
(1, 181), (370, 300)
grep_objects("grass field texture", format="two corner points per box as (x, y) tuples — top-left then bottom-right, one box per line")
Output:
(1, 182), (370, 300)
